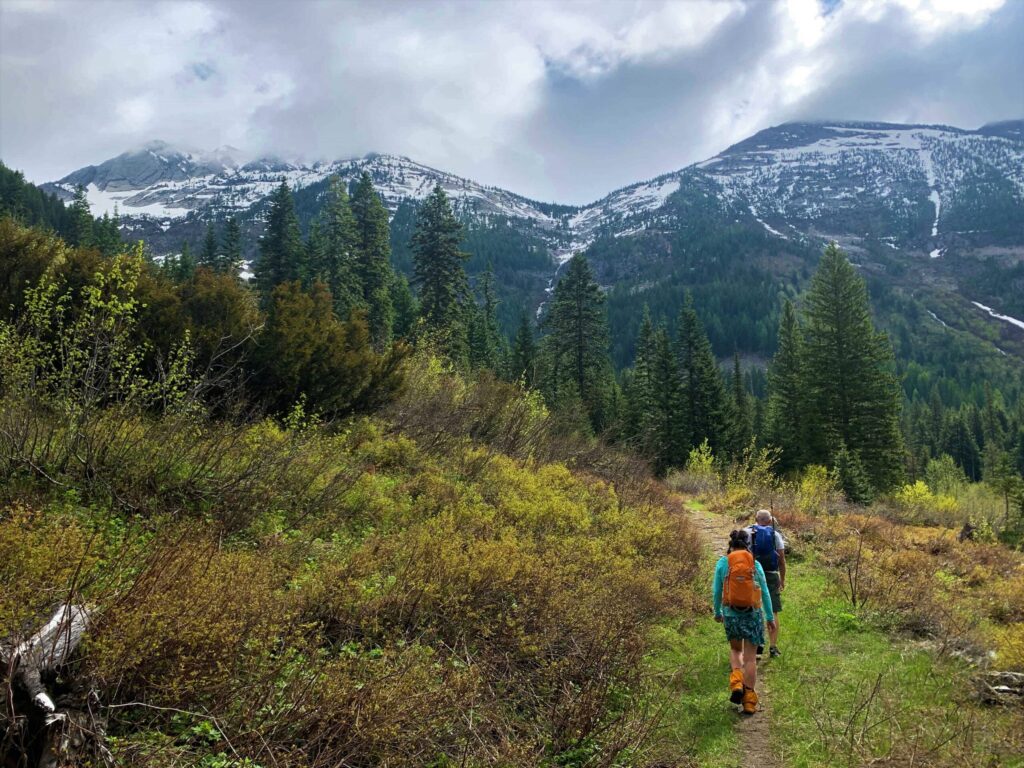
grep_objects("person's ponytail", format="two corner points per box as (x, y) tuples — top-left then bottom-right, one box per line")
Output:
(727, 528), (751, 553)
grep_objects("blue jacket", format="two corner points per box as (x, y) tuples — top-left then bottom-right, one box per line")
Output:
(712, 555), (774, 622)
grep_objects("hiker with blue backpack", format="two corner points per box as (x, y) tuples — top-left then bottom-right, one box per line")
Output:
(713, 529), (776, 714)
(748, 509), (786, 658)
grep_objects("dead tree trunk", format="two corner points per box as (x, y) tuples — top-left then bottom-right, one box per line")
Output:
(2, 604), (108, 768)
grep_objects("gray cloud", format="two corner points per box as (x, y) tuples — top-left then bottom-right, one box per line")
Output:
(0, 0), (1020, 204)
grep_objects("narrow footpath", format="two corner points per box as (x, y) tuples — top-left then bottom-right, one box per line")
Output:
(685, 500), (781, 768)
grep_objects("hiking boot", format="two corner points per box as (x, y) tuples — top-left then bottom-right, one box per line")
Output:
(741, 686), (759, 715)
(769, 646), (781, 658)
(755, 645), (764, 659)
(729, 669), (744, 703)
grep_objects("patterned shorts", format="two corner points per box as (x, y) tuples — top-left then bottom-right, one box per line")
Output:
(723, 609), (765, 646)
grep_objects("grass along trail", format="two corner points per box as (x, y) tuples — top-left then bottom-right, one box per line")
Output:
(649, 499), (1024, 768)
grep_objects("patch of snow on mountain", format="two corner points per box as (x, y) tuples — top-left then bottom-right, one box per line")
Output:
(749, 205), (788, 239)
(930, 248), (943, 259)
(919, 149), (941, 237)
(927, 310), (948, 328)
(568, 177), (681, 240)
(84, 183), (191, 219)
(972, 301), (1024, 332)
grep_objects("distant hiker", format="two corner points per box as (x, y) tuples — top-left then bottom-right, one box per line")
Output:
(748, 509), (786, 658)
(713, 529), (776, 715)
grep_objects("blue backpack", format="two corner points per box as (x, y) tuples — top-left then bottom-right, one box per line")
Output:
(750, 524), (779, 571)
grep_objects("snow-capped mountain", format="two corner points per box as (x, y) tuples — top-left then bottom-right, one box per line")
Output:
(45, 144), (564, 231)
(692, 121), (1024, 252)
(35, 119), (1024, 360)
(44, 120), (1024, 259)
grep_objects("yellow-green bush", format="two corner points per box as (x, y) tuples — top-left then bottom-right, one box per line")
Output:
(797, 464), (840, 515)
(993, 623), (1024, 671)
(0, 504), (99, 641)
(892, 480), (960, 525)
(1, 403), (699, 766)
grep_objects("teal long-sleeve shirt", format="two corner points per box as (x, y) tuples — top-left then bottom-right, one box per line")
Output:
(712, 555), (774, 622)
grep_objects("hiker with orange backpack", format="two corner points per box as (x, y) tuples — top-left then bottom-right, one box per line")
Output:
(713, 529), (776, 714)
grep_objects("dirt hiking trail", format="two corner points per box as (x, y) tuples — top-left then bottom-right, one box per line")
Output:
(686, 500), (782, 768)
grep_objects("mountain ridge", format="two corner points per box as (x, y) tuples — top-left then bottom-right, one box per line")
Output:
(32, 119), (1024, 361)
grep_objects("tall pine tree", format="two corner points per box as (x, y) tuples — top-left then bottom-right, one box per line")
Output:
(320, 176), (363, 318)
(649, 324), (686, 472)
(411, 184), (470, 361)
(255, 180), (304, 305)
(800, 242), (904, 492)
(629, 306), (658, 450)
(351, 172), (395, 348)
(390, 274), (418, 340)
(69, 186), (93, 248)
(220, 216), (243, 276)
(676, 293), (727, 455)
(766, 299), (804, 472)
(199, 222), (219, 270)
(509, 311), (538, 387)
(541, 254), (613, 432)
(726, 351), (752, 457)
(468, 265), (502, 370)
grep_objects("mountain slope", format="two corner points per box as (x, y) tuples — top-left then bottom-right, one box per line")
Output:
(36, 120), (1024, 374)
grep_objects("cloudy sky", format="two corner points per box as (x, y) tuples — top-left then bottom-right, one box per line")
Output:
(1, 0), (1021, 203)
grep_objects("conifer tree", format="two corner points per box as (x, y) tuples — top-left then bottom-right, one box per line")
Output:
(221, 216), (243, 276)
(199, 222), (219, 270)
(801, 242), (904, 492)
(676, 293), (727, 454)
(927, 387), (946, 457)
(541, 254), (613, 432)
(304, 222), (326, 287)
(835, 443), (874, 504)
(630, 306), (657, 448)
(390, 274), (417, 339)
(176, 241), (196, 281)
(319, 176), (363, 317)
(981, 383), (1009, 450)
(255, 180), (304, 305)
(727, 351), (752, 457)
(94, 210), (122, 256)
(1014, 426), (1024, 477)
(509, 311), (538, 387)
(943, 410), (982, 481)
(766, 299), (804, 471)
(468, 265), (502, 370)
(649, 324), (685, 472)
(351, 172), (394, 348)
(411, 184), (470, 361)
(69, 185), (94, 248)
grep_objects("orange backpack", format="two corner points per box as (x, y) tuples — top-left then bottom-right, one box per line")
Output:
(723, 550), (761, 609)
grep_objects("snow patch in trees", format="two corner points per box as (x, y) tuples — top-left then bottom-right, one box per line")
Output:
(919, 149), (941, 237)
(749, 205), (789, 239)
(972, 301), (1024, 332)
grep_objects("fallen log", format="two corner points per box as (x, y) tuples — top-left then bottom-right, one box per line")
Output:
(974, 670), (1024, 706)
(10, 604), (90, 714)
(2, 604), (108, 768)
